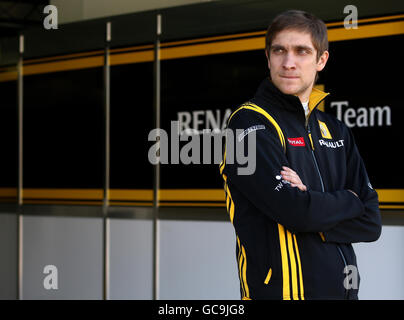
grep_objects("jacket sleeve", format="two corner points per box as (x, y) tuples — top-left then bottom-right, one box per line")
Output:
(322, 126), (382, 244)
(222, 109), (365, 233)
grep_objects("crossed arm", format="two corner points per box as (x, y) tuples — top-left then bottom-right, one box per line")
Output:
(281, 160), (381, 244)
(224, 110), (381, 243)
(281, 166), (357, 197)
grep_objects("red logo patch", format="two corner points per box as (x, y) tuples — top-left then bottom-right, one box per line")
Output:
(288, 137), (306, 147)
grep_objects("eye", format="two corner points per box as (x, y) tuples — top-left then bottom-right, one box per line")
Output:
(297, 48), (310, 55)
(272, 48), (284, 54)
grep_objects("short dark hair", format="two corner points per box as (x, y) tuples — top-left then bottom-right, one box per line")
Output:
(265, 10), (328, 61)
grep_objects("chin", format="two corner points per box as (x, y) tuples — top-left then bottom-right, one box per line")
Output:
(272, 78), (299, 95)
(277, 84), (300, 96)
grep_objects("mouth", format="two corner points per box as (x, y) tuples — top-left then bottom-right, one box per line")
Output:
(280, 75), (299, 79)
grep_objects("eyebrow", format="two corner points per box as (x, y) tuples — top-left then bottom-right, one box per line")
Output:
(295, 45), (313, 52)
(270, 44), (285, 51)
(270, 44), (314, 52)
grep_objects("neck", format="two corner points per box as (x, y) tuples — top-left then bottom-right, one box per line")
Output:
(296, 85), (313, 104)
(295, 77), (316, 103)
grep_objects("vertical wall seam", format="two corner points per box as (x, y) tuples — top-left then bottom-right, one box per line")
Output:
(17, 33), (24, 300)
(153, 12), (162, 301)
(102, 21), (111, 300)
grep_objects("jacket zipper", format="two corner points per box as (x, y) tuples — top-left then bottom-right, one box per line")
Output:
(307, 124), (325, 191)
(306, 122), (349, 299)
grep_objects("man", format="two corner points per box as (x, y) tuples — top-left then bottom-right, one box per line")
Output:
(220, 10), (381, 300)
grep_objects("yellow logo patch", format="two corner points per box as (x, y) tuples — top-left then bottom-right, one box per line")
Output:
(318, 120), (332, 139)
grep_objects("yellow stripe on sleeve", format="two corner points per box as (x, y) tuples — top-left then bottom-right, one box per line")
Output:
(237, 237), (245, 298)
(226, 185), (235, 223)
(241, 245), (250, 298)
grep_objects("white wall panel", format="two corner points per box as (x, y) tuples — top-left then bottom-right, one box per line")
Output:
(159, 219), (239, 299)
(354, 225), (404, 300)
(109, 218), (153, 299)
(0, 213), (17, 299)
(22, 215), (103, 299)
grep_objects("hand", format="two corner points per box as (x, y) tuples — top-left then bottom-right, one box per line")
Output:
(280, 166), (307, 192)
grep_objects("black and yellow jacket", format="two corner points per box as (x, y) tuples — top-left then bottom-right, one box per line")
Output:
(220, 78), (381, 300)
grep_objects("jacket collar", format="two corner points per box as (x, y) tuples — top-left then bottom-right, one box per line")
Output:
(308, 86), (330, 113)
(253, 77), (329, 114)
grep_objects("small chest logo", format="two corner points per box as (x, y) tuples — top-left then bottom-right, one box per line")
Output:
(288, 137), (306, 147)
(318, 120), (333, 139)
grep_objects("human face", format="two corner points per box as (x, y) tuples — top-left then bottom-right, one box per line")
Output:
(266, 29), (329, 102)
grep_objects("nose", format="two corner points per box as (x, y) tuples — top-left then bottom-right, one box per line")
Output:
(282, 52), (296, 70)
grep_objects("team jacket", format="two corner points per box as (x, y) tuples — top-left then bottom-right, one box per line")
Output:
(220, 78), (381, 300)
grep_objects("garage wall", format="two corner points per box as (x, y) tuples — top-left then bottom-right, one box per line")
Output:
(0, 211), (399, 300)
(354, 225), (404, 300)
(0, 213), (17, 299)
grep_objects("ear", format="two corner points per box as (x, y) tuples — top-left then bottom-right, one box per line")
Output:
(316, 50), (329, 72)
